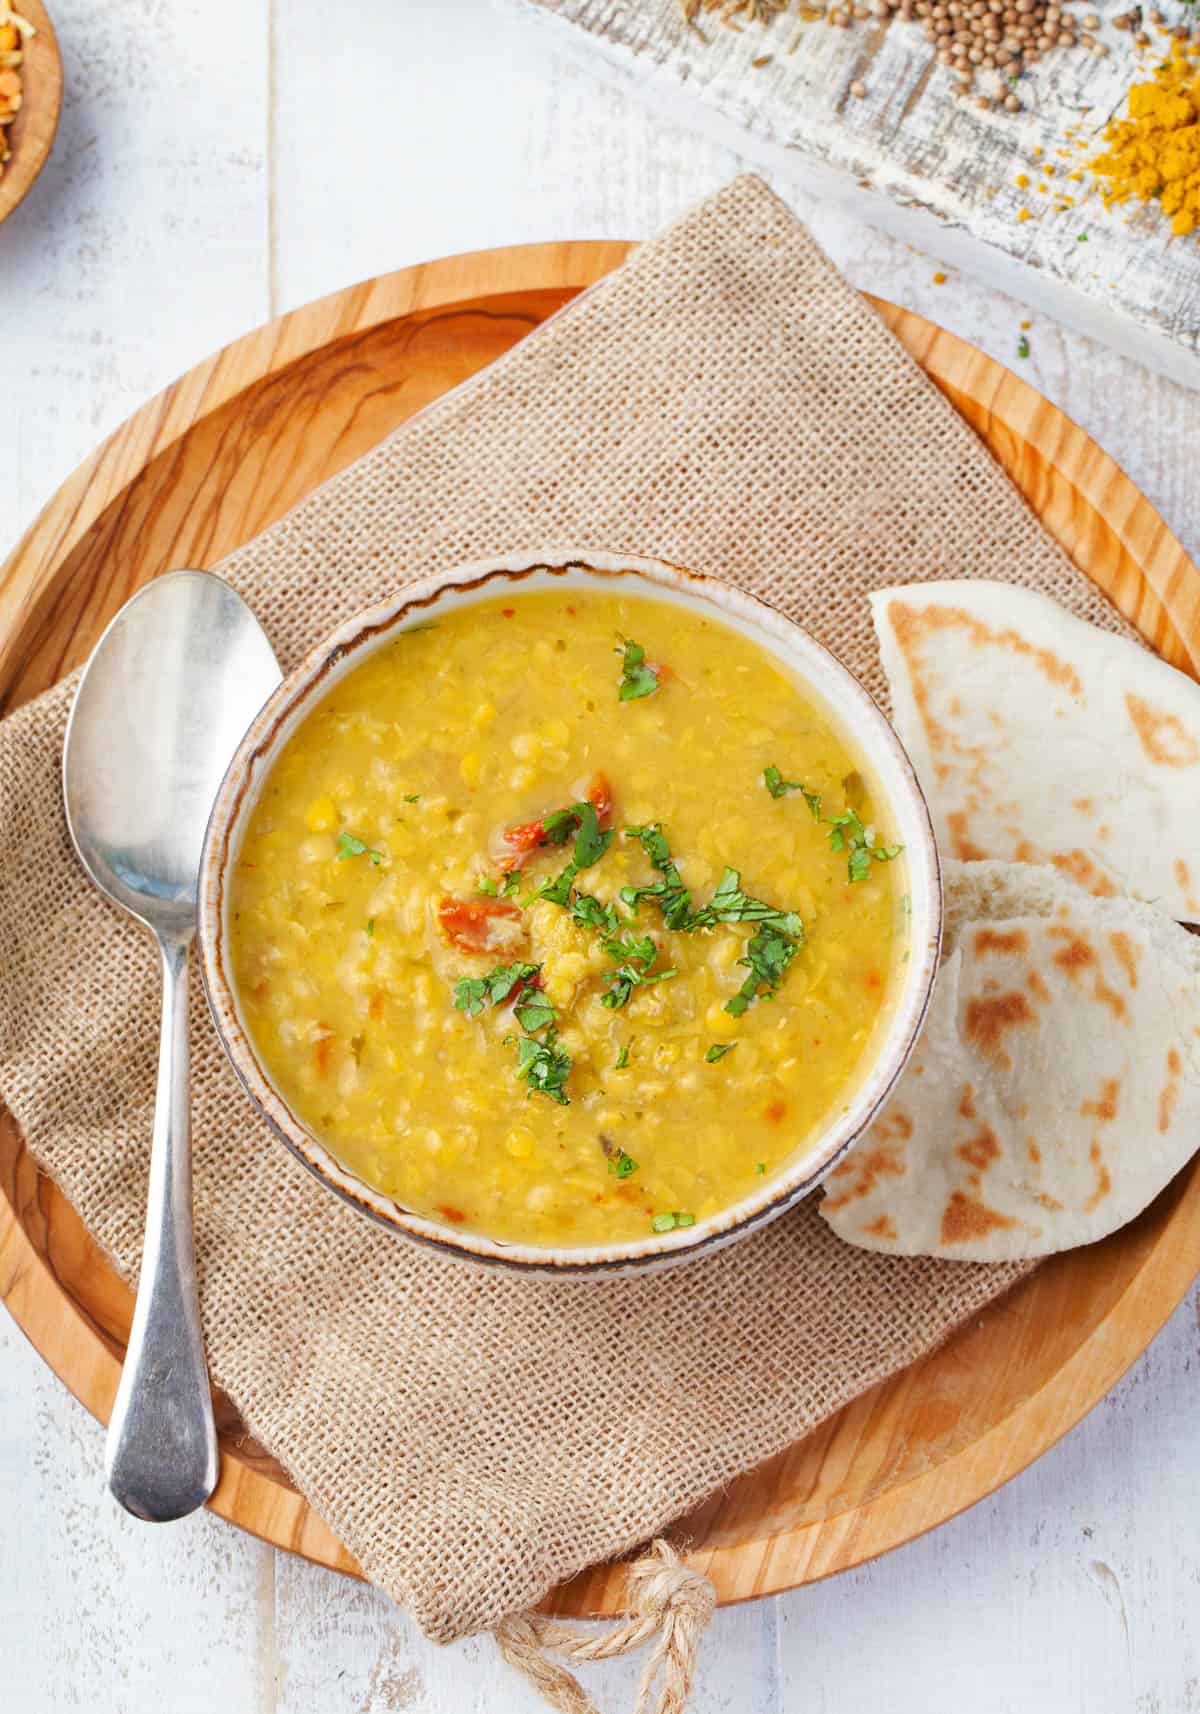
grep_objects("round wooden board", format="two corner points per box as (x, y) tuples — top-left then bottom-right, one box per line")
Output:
(2, 240), (1198, 1619)
(0, 0), (62, 225)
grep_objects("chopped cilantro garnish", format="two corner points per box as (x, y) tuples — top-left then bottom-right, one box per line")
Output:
(502, 871), (522, 897)
(568, 802), (613, 868)
(615, 1043), (630, 1069)
(755, 1162), (766, 1174)
(602, 963), (677, 1010)
(527, 802), (614, 906)
(541, 807), (582, 846)
(336, 831), (384, 865)
(1017, 333), (1031, 359)
(600, 930), (677, 1010)
(608, 1148), (638, 1179)
(615, 638), (660, 702)
(454, 978), (488, 1017)
(690, 867), (804, 937)
(705, 1042), (735, 1062)
(763, 766), (822, 819)
(602, 932), (657, 972)
(403, 793), (421, 804)
(570, 891), (619, 935)
(514, 992), (557, 1034)
(651, 1211), (696, 1233)
(476, 876), (499, 896)
(453, 961), (541, 1017)
(620, 824), (693, 928)
(516, 1030), (571, 1105)
(726, 922), (799, 1017)
(366, 917), (375, 939)
(823, 807), (903, 883)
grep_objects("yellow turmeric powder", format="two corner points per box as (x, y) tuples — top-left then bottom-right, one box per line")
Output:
(1090, 43), (1200, 239)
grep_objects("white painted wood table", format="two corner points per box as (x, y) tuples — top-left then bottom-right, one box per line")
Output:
(2, 3), (1198, 1710)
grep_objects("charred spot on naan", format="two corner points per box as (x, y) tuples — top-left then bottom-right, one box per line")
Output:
(956, 1124), (1002, 1177)
(1084, 1139), (1112, 1213)
(973, 927), (1029, 958)
(1049, 850), (1117, 898)
(863, 1214), (898, 1240)
(1125, 692), (1200, 769)
(823, 1116), (912, 1212)
(826, 1138), (912, 1220)
(1080, 1077), (1120, 1123)
(1159, 1047), (1183, 1135)
(1047, 924), (1128, 1020)
(946, 810), (987, 861)
(964, 989), (1035, 1068)
(1173, 859), (1200, 917)
(887, 598), (1083, 701)
(940, 1190), (1016, 1246)
(1109, 931), (1141, 990)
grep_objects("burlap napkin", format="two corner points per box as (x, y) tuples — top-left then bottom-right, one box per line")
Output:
(0, 178), (1135, 1648)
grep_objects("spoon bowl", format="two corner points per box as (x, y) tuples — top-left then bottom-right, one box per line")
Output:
(63, 569), (280, 1520)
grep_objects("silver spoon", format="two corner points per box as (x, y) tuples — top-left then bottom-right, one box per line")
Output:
(63, 570), (280, 1522)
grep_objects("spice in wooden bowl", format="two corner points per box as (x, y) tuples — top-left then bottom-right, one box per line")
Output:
(0, 2), (34, 181)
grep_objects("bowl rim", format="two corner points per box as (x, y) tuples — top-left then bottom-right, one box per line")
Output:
(197, 550), (943, 1275)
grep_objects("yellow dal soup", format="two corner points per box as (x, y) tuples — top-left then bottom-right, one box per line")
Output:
(229, 591), (903, 1247)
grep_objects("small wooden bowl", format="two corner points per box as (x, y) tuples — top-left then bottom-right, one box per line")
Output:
(0, 0), (62, 225)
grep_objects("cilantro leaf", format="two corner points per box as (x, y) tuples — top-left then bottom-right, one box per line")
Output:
(601, 932), (658, 972)
(516, 1030), (571, 1104)
(526, 802), (614, 907)
(822, 807), (904, 883)
(689, 867), (804, 938)
(608, 1148), (638, 1179)
(452, 978), (488, 1018)
(651, 1211), (696, 1233)
(600, 930), (676, 1010)
(725, 921), (800, 1017)
(366, 917), (375, 939)
(336, 831), (384, 865)
(477, 876), (499, 896)
(705, 1043), (735, 1062)
(502, 871), (522, 897)
(514, 992), (557, 1034)
(621, 824), (693, 928)
(602, 963), (678, 1011)
(616, 638), (660, 702)
(615, 1043), (630, 1070)
(763, 766), (822, 819)
(570, 891), (619, 935)
(453, 961), (541, 1017)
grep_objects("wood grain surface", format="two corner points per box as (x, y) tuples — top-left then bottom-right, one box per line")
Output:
(0, 0), (60, 224)
(1, 238), (1197, 1621)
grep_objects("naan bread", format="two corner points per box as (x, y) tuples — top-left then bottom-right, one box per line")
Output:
(819, 860), (1200, 1260)
(872, 581), (1200, 923)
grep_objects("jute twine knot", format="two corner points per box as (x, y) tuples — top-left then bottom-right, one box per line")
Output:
(493, 1540), (716, 1714)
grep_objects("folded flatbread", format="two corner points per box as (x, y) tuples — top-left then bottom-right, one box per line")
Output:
(819, 860), (1200, 1260)
(872, 581), (1200, 923)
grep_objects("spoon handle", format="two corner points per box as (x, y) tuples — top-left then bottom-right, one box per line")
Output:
(105, 934), (218, 1521)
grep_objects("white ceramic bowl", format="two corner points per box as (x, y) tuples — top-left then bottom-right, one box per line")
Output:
(198, 551), (941, 1275)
